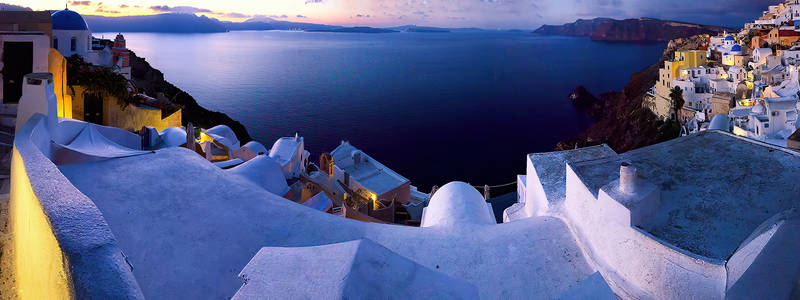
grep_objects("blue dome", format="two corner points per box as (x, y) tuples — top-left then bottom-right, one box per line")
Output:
(51, 9), (88, 30)
(724, 35), (735, 41)
(731, 44), (742, 52)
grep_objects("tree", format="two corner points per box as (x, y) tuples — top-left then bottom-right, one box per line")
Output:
(669, 86), (685, 122)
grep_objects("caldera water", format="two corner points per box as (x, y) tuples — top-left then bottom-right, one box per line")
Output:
(102, 30), (664, 192)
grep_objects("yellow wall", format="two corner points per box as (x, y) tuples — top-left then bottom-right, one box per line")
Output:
(723, 55), (747, 67)
(9, 148), (74, 299)
(47, 49), (72, 119)
(671, 50), (707, 78)
(69, 86), (182, 132)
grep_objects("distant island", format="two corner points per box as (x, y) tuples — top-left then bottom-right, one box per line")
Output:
(307, 27), (398, 34)
(534, 17), (732, 42)
(388, 25), (451, 33)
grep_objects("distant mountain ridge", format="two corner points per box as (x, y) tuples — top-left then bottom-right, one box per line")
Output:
(86, 14), (228, 33)
(83, 13), (461, 34)
(535, 17), (733, 42)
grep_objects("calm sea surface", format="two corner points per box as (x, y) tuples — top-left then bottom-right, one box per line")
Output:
(102, 30), (664, 191)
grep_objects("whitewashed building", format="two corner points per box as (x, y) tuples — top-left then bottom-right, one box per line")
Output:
(51, 9), (91, 58)
(269, 133), (310, 179)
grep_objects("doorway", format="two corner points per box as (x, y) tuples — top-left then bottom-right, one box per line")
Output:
(83, 92), (103, 124)
(2, 42), (34, 103)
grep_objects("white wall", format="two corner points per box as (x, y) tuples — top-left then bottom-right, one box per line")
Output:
(563, 164), (727, 299)
(516, 175), (526, 205)
(524, 157), (550, 218)
(52, 29), (90, 58)
(13, 114), (144, 298)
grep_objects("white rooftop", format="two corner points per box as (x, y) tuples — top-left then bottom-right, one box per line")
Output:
(331, 141), (409, 195)
(57, 147), (595, 299)
(568, 131), (800, 260)
(233, 239), (479, 299)
(529, 145), (617, 209)
(268, 136), (302, 166)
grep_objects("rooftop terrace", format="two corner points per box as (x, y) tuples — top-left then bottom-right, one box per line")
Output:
(57, 147), (594, 299)
(569, 131), (800, 260)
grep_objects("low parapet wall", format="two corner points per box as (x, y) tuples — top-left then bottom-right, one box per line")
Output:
(10, 114), (144, 299)
(524, 158), (549, 217)
(563, 163), (727, 299)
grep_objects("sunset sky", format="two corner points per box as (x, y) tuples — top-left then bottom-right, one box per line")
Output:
(17, 0), (778, 29)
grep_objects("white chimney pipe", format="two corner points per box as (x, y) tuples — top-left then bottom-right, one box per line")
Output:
(17, 73), (58, 136)
(620, 162), (637, 194)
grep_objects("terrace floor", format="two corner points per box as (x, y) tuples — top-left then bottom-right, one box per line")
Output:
(570, 131), (800, 260)
(59, 147), (596, 299)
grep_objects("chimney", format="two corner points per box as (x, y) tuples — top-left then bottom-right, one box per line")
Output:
(16, 73), (57, 135)
(620, 162), (637, 194)
(186, 123), (195, 151)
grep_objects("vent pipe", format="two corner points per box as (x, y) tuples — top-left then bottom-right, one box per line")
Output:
(620, 162), (637, 194)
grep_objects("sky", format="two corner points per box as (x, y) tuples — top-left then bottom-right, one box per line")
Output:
(16, 0), (781, 29)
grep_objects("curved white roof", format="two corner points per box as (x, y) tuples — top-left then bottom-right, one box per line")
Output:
(158, 127), (187, 148)
(53, 123), (149, 164)
(227, 155), (290, 196)
(421, 182), (495, 229)
(242, 141), (268, 156)
(206, 125), (240, 150)
(709, 114), (730, 131)
(269, 137), (302, 166)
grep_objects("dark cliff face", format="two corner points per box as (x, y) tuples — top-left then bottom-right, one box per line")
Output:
(85, 14), (228, 33)
(536, 18), (731, 42)
(556, 35), (710, 152)
(534, 18), (613, 37)
(129, 51), (252, 143)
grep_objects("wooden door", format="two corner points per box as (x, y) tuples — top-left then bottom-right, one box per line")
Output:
(2, 42), (34, 103)
(83, 92), (103, 124)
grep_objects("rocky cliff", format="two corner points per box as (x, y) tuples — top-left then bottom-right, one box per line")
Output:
(535, 18), (731, 42)
(556, 35), (711, 152)
(129, 51), (252, 142)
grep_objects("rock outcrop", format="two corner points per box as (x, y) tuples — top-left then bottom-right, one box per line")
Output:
(129, 51), (252, 142)
(556, 35), (711, 152)
(535, 18), (731, 42)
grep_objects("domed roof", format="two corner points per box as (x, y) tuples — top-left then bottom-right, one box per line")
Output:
(708, 114), (730, 131)
(731, 44), (742, 52)
(724, 35), (735, 41)
(420, 182), (495, 229)
(206, 125), (240, 150)
(242, 141), (268, 156)
(51, 9), (89, 30)
(228, 155), (290, 196)
(158, 127), (187, 148)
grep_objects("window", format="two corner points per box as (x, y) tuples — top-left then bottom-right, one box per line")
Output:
(70, 37), (76, 51)
(53, 38), (58, 49)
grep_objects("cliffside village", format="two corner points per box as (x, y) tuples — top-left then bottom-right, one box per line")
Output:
(647, 0), (800, 149)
